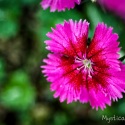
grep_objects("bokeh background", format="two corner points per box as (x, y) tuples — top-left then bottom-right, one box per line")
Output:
(0, 0), (125, 125)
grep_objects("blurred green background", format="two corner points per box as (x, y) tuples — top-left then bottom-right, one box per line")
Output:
(0, 0), (125, 125)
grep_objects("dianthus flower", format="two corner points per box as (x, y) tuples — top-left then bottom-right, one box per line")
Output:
(41, 19), (125, 110)
(98, 0), (125, 20)
(41, 0), (81, 12)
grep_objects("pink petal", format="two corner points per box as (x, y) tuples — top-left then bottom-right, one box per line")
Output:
(87, 23), (120, 71)
(41, 0), (81, 12)
(46, 20), (89, 57)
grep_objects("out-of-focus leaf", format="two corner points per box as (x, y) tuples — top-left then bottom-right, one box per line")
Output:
(0, 58), (6, 84)
(118, 101), (125, 115)
(0, 20), (18, 39)
(53, 112), (69, 125)
(21, 0), (41, 5)
(35, 8), (83, 56)
(86, 3), (103, 29)
(0, 8), (20, 39)
(0, 70), (36, 110)
(35, 8), (83, 42)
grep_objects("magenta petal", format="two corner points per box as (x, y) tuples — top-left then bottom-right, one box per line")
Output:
(87, 23), (120, 71)
(41, 0), (81, 12)
(80, 87), (89, 103)
(46, 19), (89, 57)
(89, 88), (111, 110)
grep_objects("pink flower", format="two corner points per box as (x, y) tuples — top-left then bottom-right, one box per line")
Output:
(41, 19), (125, 110)
(41, 0), (81, 12)
(98, 0), (125, 20)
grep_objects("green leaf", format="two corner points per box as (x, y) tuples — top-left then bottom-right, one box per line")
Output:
(0, 9), (19, 39)
(53, 113), (69, 125)
(0, 58), (6, 84)
(0, 70), (36, 110)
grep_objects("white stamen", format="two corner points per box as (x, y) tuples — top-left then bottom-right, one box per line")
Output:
(75, 57), (93, 77)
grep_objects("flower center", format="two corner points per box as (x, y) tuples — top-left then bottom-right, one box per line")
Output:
(75, 57), (93, 77)
(82, 59), (92, 69)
